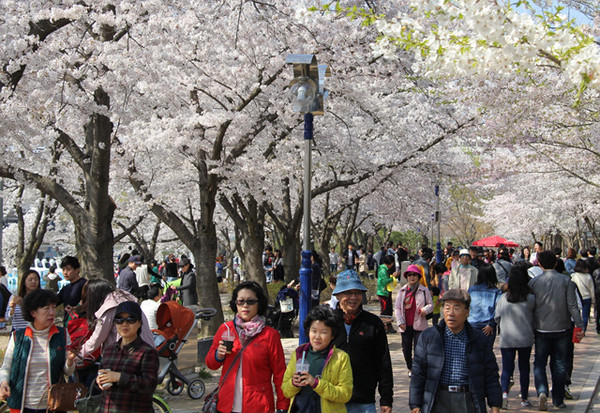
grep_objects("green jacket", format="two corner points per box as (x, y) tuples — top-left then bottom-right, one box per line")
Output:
(377, 264), (393, 297)
(282, 344), (353, 413)
(7, 324), (66, 410)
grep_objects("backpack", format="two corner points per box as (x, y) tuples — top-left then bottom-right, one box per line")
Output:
(67, 312), (101, 369)
(396, 248), (408, 263)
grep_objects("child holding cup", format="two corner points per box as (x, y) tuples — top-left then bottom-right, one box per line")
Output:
(282, 306), (353, 412)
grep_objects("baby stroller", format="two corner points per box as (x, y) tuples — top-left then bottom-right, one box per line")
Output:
(153, 301), (217, 399)
(266, 285), (298, 338)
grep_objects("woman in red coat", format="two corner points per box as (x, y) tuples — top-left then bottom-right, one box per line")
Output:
(206, 281), (289, 413)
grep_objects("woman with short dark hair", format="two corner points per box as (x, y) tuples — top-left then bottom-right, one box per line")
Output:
(0, 289), (76, 411)
(206, 281), (289, 413)
(282, 306), (352, 412)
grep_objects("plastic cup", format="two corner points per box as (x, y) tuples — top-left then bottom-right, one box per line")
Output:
(296, 361), (310, 374)
(100, 369), (112, 389)
(222, 331), (234, 351)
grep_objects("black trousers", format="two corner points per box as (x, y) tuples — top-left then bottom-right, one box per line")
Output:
(401, 326), (421, 371)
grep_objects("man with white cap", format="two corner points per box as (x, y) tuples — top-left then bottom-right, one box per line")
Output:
(449, 249), (478, 290)
(332, 270), (393, 413)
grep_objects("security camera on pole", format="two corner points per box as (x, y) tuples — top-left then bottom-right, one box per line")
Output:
(286, 54), (330, 344)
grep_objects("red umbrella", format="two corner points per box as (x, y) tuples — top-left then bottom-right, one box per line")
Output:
(472, 236), (519, 248)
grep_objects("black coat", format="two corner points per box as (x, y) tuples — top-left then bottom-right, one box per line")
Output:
(409, 320), (502, 413)
(333, 308), (393, 407)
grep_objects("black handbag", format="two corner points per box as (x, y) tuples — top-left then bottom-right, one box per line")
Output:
(319, 277), (327, 292)
(202, 336), (255, 413)
(74, 381), (101, 413)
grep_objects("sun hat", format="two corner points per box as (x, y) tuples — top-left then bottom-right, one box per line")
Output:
(459, 249), (470, 257)
(332, 270), (367, 295)
(403, 264), (423, 279)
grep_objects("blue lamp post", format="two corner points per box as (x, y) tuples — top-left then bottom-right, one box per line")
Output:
(435, 184), (443, 264)
(286, 54), (330, 344)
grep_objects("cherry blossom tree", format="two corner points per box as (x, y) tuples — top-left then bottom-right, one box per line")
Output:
(0, 183), (59, 277)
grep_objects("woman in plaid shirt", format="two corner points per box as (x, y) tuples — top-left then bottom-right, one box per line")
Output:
(96, 301), (158, 412)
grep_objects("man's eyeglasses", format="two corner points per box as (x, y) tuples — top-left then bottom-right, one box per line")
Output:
(236, 299), (258, 306)
(114, 316), (139, 325)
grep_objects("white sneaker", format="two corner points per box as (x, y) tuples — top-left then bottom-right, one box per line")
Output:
(502, 393), (509, 409)
(521, 400), (532, 407)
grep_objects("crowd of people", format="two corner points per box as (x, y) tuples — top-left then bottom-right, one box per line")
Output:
(0, 239), (598, 412)
(0, 255), (162, 412)
(303, 240), (596, 412)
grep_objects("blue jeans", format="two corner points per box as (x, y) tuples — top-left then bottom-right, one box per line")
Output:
(345, 403), (377, 413)
(534, 331), (570, 405)
(582, 298), (592, 332)
(330, 264), (337, 273)
(500, 347), (532, 399)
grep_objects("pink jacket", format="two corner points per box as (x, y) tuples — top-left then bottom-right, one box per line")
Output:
(395, 284), (433, 332)
(78, 290), (154, 359)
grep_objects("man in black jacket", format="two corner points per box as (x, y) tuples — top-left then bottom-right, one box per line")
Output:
(343, 244), (359, 271)
(409, 289), (501, 413)
(332, 270), (393, 413)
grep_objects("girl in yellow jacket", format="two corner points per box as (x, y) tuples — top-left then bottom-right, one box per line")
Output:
(282, 306), (353, 413)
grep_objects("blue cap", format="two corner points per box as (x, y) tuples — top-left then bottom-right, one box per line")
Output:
(332, 270), (367, 295)
(128, 255), (142, 265)
(115, 301), (142, 321)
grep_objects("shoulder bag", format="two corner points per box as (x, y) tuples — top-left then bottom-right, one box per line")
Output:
(422, 290), (433, 320)
(44, 371), (88, 412)
(74, 380), (101, 413)
(39, 328), (88, 412)
(202, 335), (255, 413)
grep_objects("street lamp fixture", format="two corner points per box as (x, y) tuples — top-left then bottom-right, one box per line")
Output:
(286, 54), (330, 345)
(289, 77), (317, 113)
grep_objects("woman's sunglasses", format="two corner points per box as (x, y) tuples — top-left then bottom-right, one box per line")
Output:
(114, 316), (139, 325)
(236, 299), (258, 306)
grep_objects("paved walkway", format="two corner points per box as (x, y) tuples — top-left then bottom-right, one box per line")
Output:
(163, 316), (600, 412)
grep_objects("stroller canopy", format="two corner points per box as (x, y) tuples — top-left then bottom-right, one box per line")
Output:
(155, 301), (195, 343)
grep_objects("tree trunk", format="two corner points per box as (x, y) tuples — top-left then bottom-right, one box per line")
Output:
(196, 182), (225, 335)
(219, 195), (268, 294)
(242, 240), (267, 287)
(78, 87), (117, 281)
(283, 230), (302, 283)
(14, 188), (58, 279)
(74, 221), (116, 282)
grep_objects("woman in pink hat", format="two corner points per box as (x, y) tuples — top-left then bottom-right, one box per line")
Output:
(395, 265), (433, 377)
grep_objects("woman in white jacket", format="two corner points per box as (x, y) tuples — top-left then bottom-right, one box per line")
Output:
(395, 264), (432, 377)
(571, 259), (595, 332)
